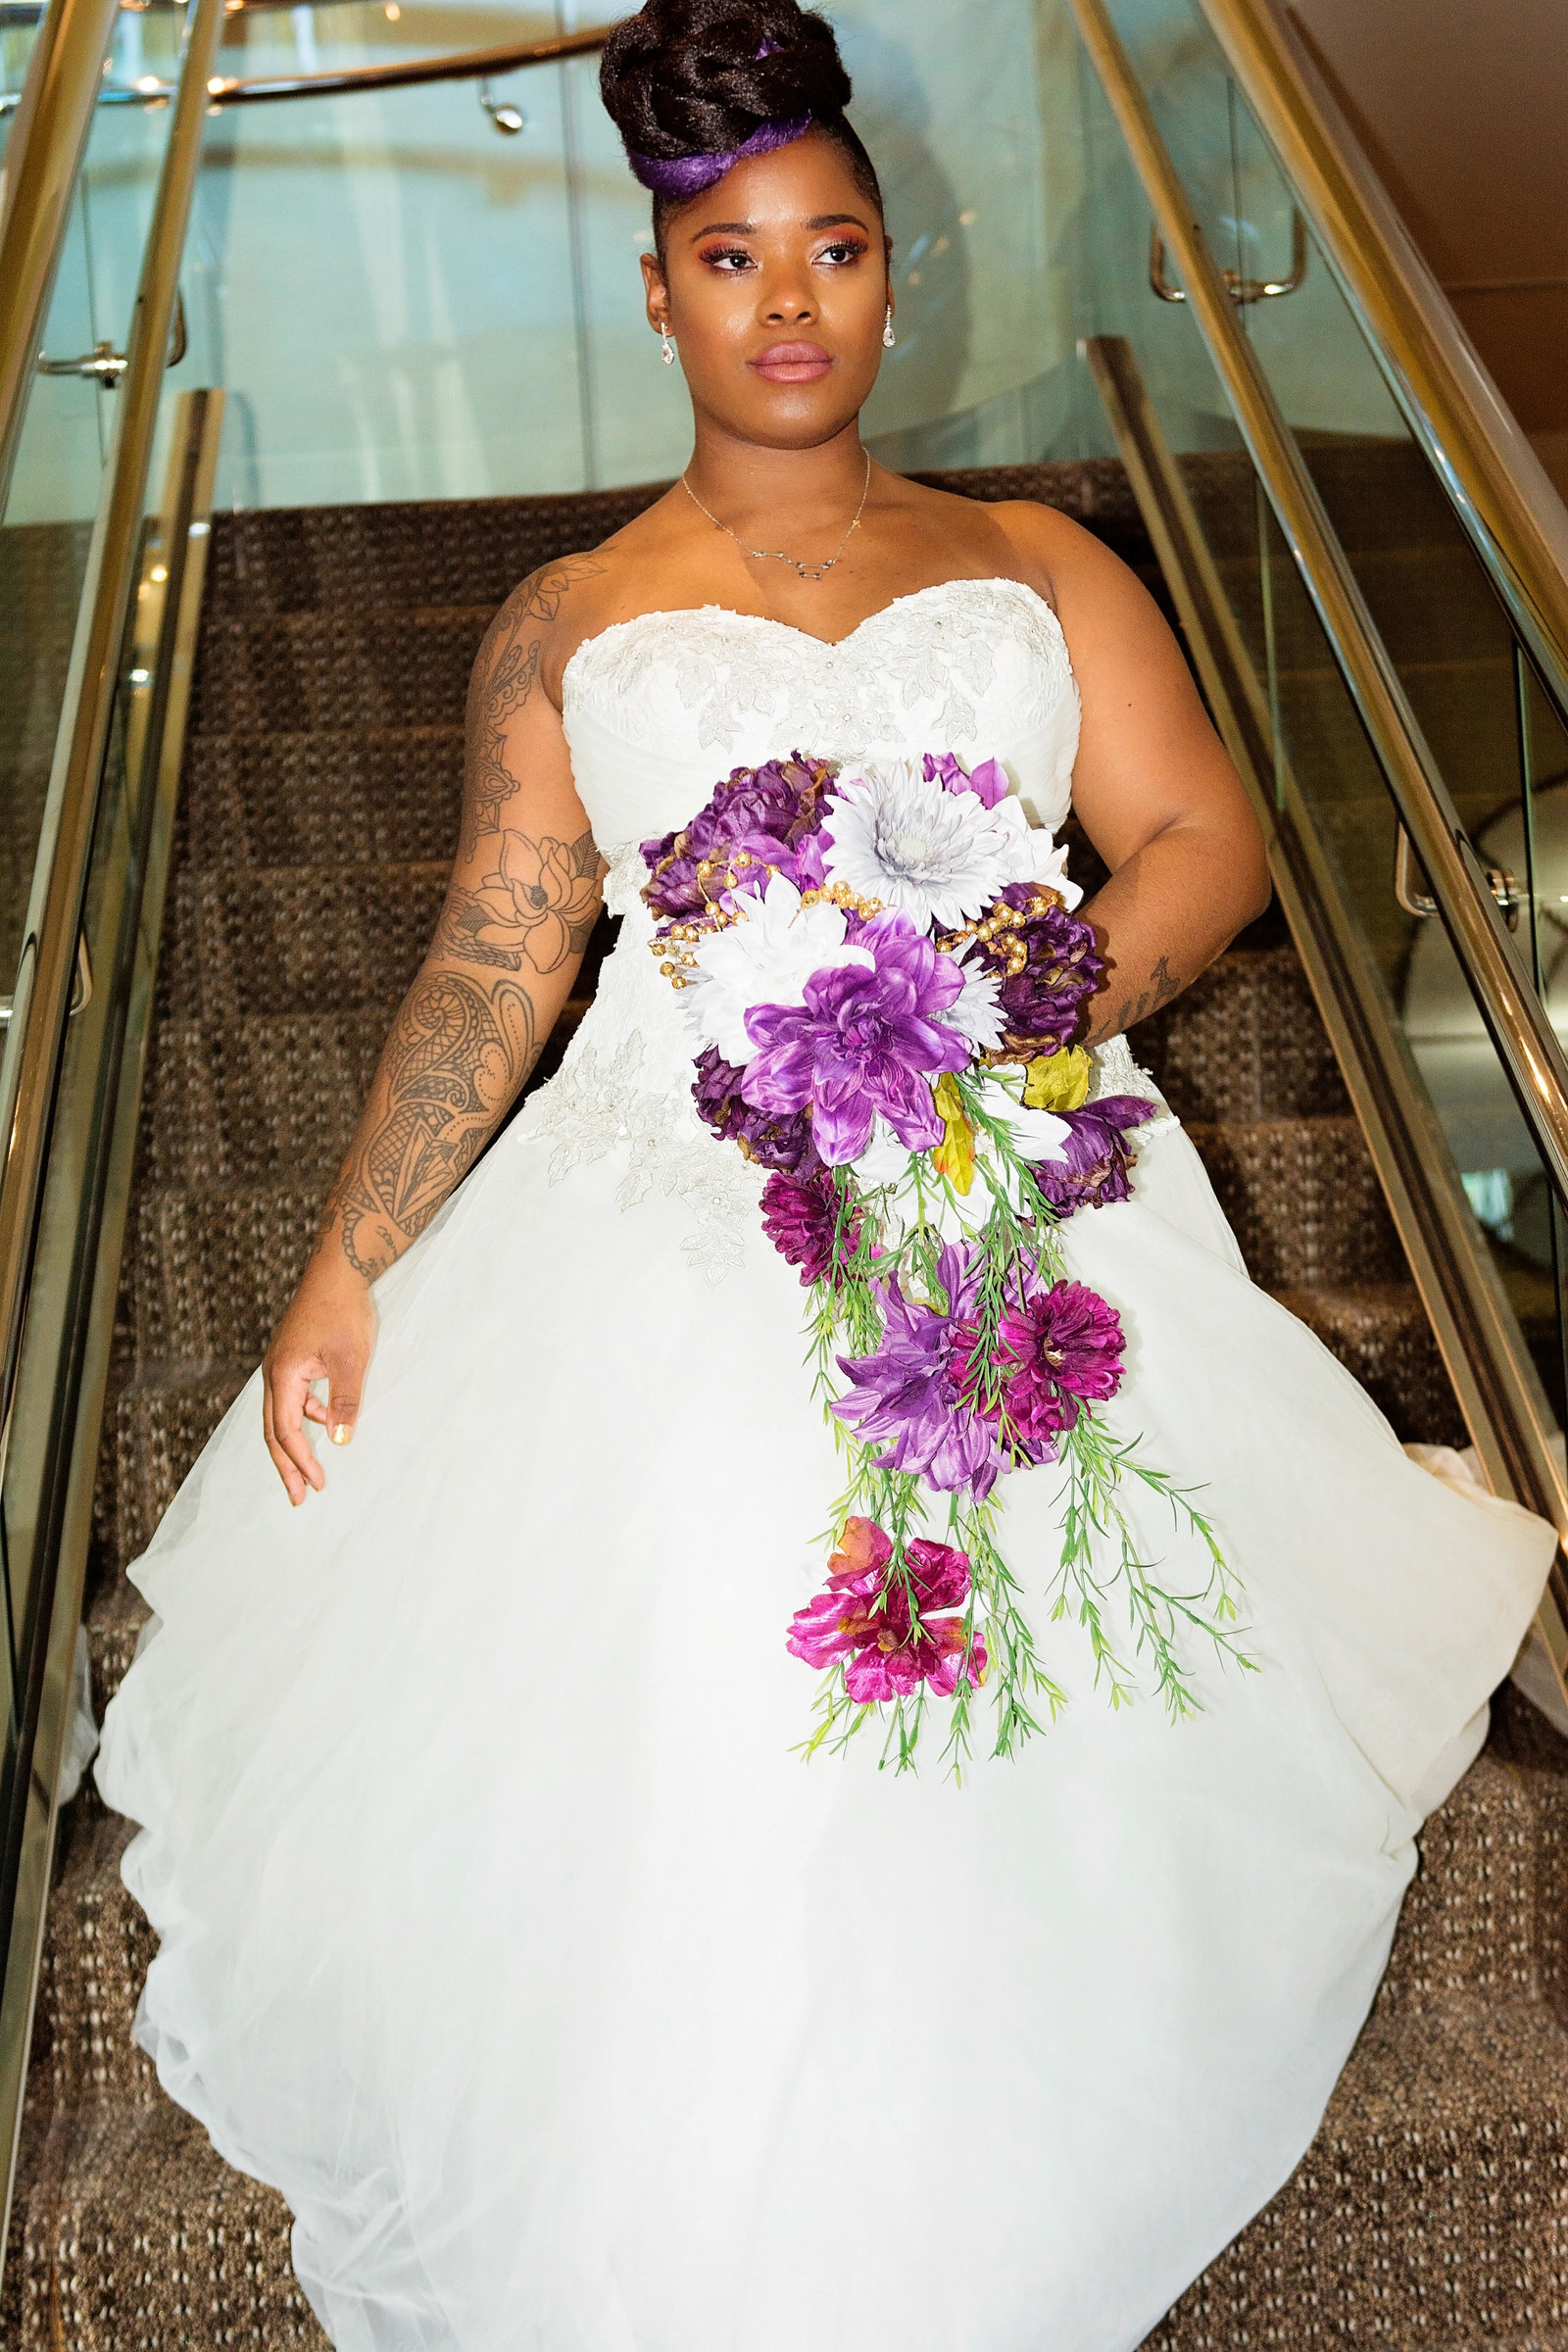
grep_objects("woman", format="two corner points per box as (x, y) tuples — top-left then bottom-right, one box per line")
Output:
(97, 3), (1555, 2346)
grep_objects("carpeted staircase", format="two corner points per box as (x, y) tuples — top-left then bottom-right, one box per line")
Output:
(7, 461), (1568, 2346)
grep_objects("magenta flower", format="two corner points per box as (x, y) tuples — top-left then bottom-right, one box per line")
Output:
(740, 909), (970, 1165)
(954, 1273), (1126, 1460)
(1031, 1097), (1150, 1215)
(962, 884), (1105, 1059)
(787, 1516), (986, 1701)
(922, 750), (1007, 809)
(760, 1166), (860, 1286)
(641, 754), (838, 918)
(831, 1243), (1007, 1498)
(693, 1047), (820, 1175)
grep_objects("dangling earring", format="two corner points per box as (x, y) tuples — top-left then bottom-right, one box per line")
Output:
(883, 305), (896, 349)
(660, 322), (676, 366)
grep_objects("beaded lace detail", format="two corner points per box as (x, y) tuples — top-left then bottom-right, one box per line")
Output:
(528, 1029), (761, 1286)
(563, 579), (1076, 765)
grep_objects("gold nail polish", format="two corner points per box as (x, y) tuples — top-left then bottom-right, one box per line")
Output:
(331, 1424), (352, 1446)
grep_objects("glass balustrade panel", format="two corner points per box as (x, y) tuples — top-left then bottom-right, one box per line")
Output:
(55, 0), (1102, 504)
(1068, 34), (1568, 1425)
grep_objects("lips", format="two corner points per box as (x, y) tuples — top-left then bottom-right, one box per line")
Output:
(752, 341), (833, 383)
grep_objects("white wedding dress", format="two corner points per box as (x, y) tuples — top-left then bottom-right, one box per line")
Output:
(97, 578), (1555, 2352)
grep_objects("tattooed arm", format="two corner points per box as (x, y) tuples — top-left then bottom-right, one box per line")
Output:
(995, 503), (1270, 1045)
(261, 556), (605, 1503)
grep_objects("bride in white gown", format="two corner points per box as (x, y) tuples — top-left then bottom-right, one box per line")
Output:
(96, 4), (1555, 2346)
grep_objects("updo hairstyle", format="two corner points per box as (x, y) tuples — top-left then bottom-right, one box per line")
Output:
(600, 0), (884, 255)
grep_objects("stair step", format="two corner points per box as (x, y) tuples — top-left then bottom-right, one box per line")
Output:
(189, 607), (492, 737)
(1185, 1117), (1406, 1288)
(128, 1190), (318, 1368)
(37, 1815), (157, 2110)
(86, 1580), (156, 1721)
(13, 2095), (326, 2350)
(1219, 545), (1511, 673)
(159, 860), (447, 1022)
(93, 1363), (252, 1588)
(179, 727), (463, 869)
(1271, 1283), (1465, 1446)
(141, 1011), (388, 1193)
(203, 484), (668, 619)
(1178, 438), (1462, 559)
(195, 462), (1142, 623)
(1137, 946), (1349, 1122)
(1149, 1993), (1568, 2348)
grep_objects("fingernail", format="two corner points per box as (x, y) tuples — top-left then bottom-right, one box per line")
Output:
(291, 1493), (302, 1508)
(331, 1424), (352, 1446)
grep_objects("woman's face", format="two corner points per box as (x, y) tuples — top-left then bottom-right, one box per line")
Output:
(642, 129), (891, 453)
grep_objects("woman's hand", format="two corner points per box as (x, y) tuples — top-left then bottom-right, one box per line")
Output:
(262, 1253), (377, 1504)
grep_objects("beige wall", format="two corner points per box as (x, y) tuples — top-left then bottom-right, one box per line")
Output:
(1288, 0), (1568, 457)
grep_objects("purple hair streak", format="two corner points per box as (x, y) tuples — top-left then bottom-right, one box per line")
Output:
(626, 112), (812, 197)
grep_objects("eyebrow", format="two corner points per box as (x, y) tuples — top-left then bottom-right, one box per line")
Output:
(687, 212), (872, 240)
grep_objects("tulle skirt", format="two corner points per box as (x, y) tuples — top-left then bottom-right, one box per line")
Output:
(97, 1069), (1553, 2352)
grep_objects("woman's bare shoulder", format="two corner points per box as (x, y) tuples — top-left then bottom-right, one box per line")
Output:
(480, 491), (689, 705)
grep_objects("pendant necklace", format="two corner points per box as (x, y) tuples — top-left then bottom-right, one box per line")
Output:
(680, 452), (872, 584)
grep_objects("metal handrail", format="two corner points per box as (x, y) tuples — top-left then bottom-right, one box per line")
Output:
(0, 0), (122, 515)
(72, 20), (614, 110)
(1194, 0), (1568, 732)
(1064, 0), (1568, 1223)
(0, 0), (224, 1483)
(1084, 328), (1568, 1701)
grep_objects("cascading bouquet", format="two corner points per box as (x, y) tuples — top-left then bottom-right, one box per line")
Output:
(641, 751), (1251, 1772)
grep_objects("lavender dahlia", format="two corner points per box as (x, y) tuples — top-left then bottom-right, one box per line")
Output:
(832, 1243), (1006, 1498)
(741, 909), (970, 1164)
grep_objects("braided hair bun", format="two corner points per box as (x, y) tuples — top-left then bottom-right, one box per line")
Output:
(600, 0), (882, 232)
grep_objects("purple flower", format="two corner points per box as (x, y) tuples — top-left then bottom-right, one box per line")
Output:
(1031, 1097), (1150, 1215)
(923, 750), (1007, 809)
(831, 1243), (1007, 1498)
(641, 754), (838, 918)
(740, 909), (970, 1165)
(953, 1272), (1126, 1461)
(786, 1517), (986, 1701)
(963, 884), (1105, 1059)
(692, 1047), (819, 1174)
(760, 1166), (860, 1286)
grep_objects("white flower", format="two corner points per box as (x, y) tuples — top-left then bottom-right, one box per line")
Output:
(852, 1117), (918, 1188)
(822, 760), (1076, 929)
(1025, 826), (1083, 910)
(686, 873), (873, 1066)
(941, 945), (1005, 1052)
(971, 1072), (1070, 1167)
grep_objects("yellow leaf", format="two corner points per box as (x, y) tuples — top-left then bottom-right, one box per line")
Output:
(1022, 1046), (1091, 1112)
(930, 1073), (976, 1195)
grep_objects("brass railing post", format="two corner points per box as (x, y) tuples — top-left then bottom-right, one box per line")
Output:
(0, 0), (122, 515)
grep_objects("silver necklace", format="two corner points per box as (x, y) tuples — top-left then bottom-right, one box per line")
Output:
(680, 453), (872, 583)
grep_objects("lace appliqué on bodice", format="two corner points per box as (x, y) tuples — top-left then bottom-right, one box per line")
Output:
(529, 1030), (762, 1285)
(564, 579), (1075, 766)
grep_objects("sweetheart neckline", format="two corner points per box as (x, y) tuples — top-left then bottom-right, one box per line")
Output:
(559, 574), (1065, 700)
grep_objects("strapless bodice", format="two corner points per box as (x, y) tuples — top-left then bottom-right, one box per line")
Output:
(560, 576), (1080, 893)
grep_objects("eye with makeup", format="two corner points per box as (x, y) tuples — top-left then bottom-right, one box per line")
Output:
(698, 244), (756, 273)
